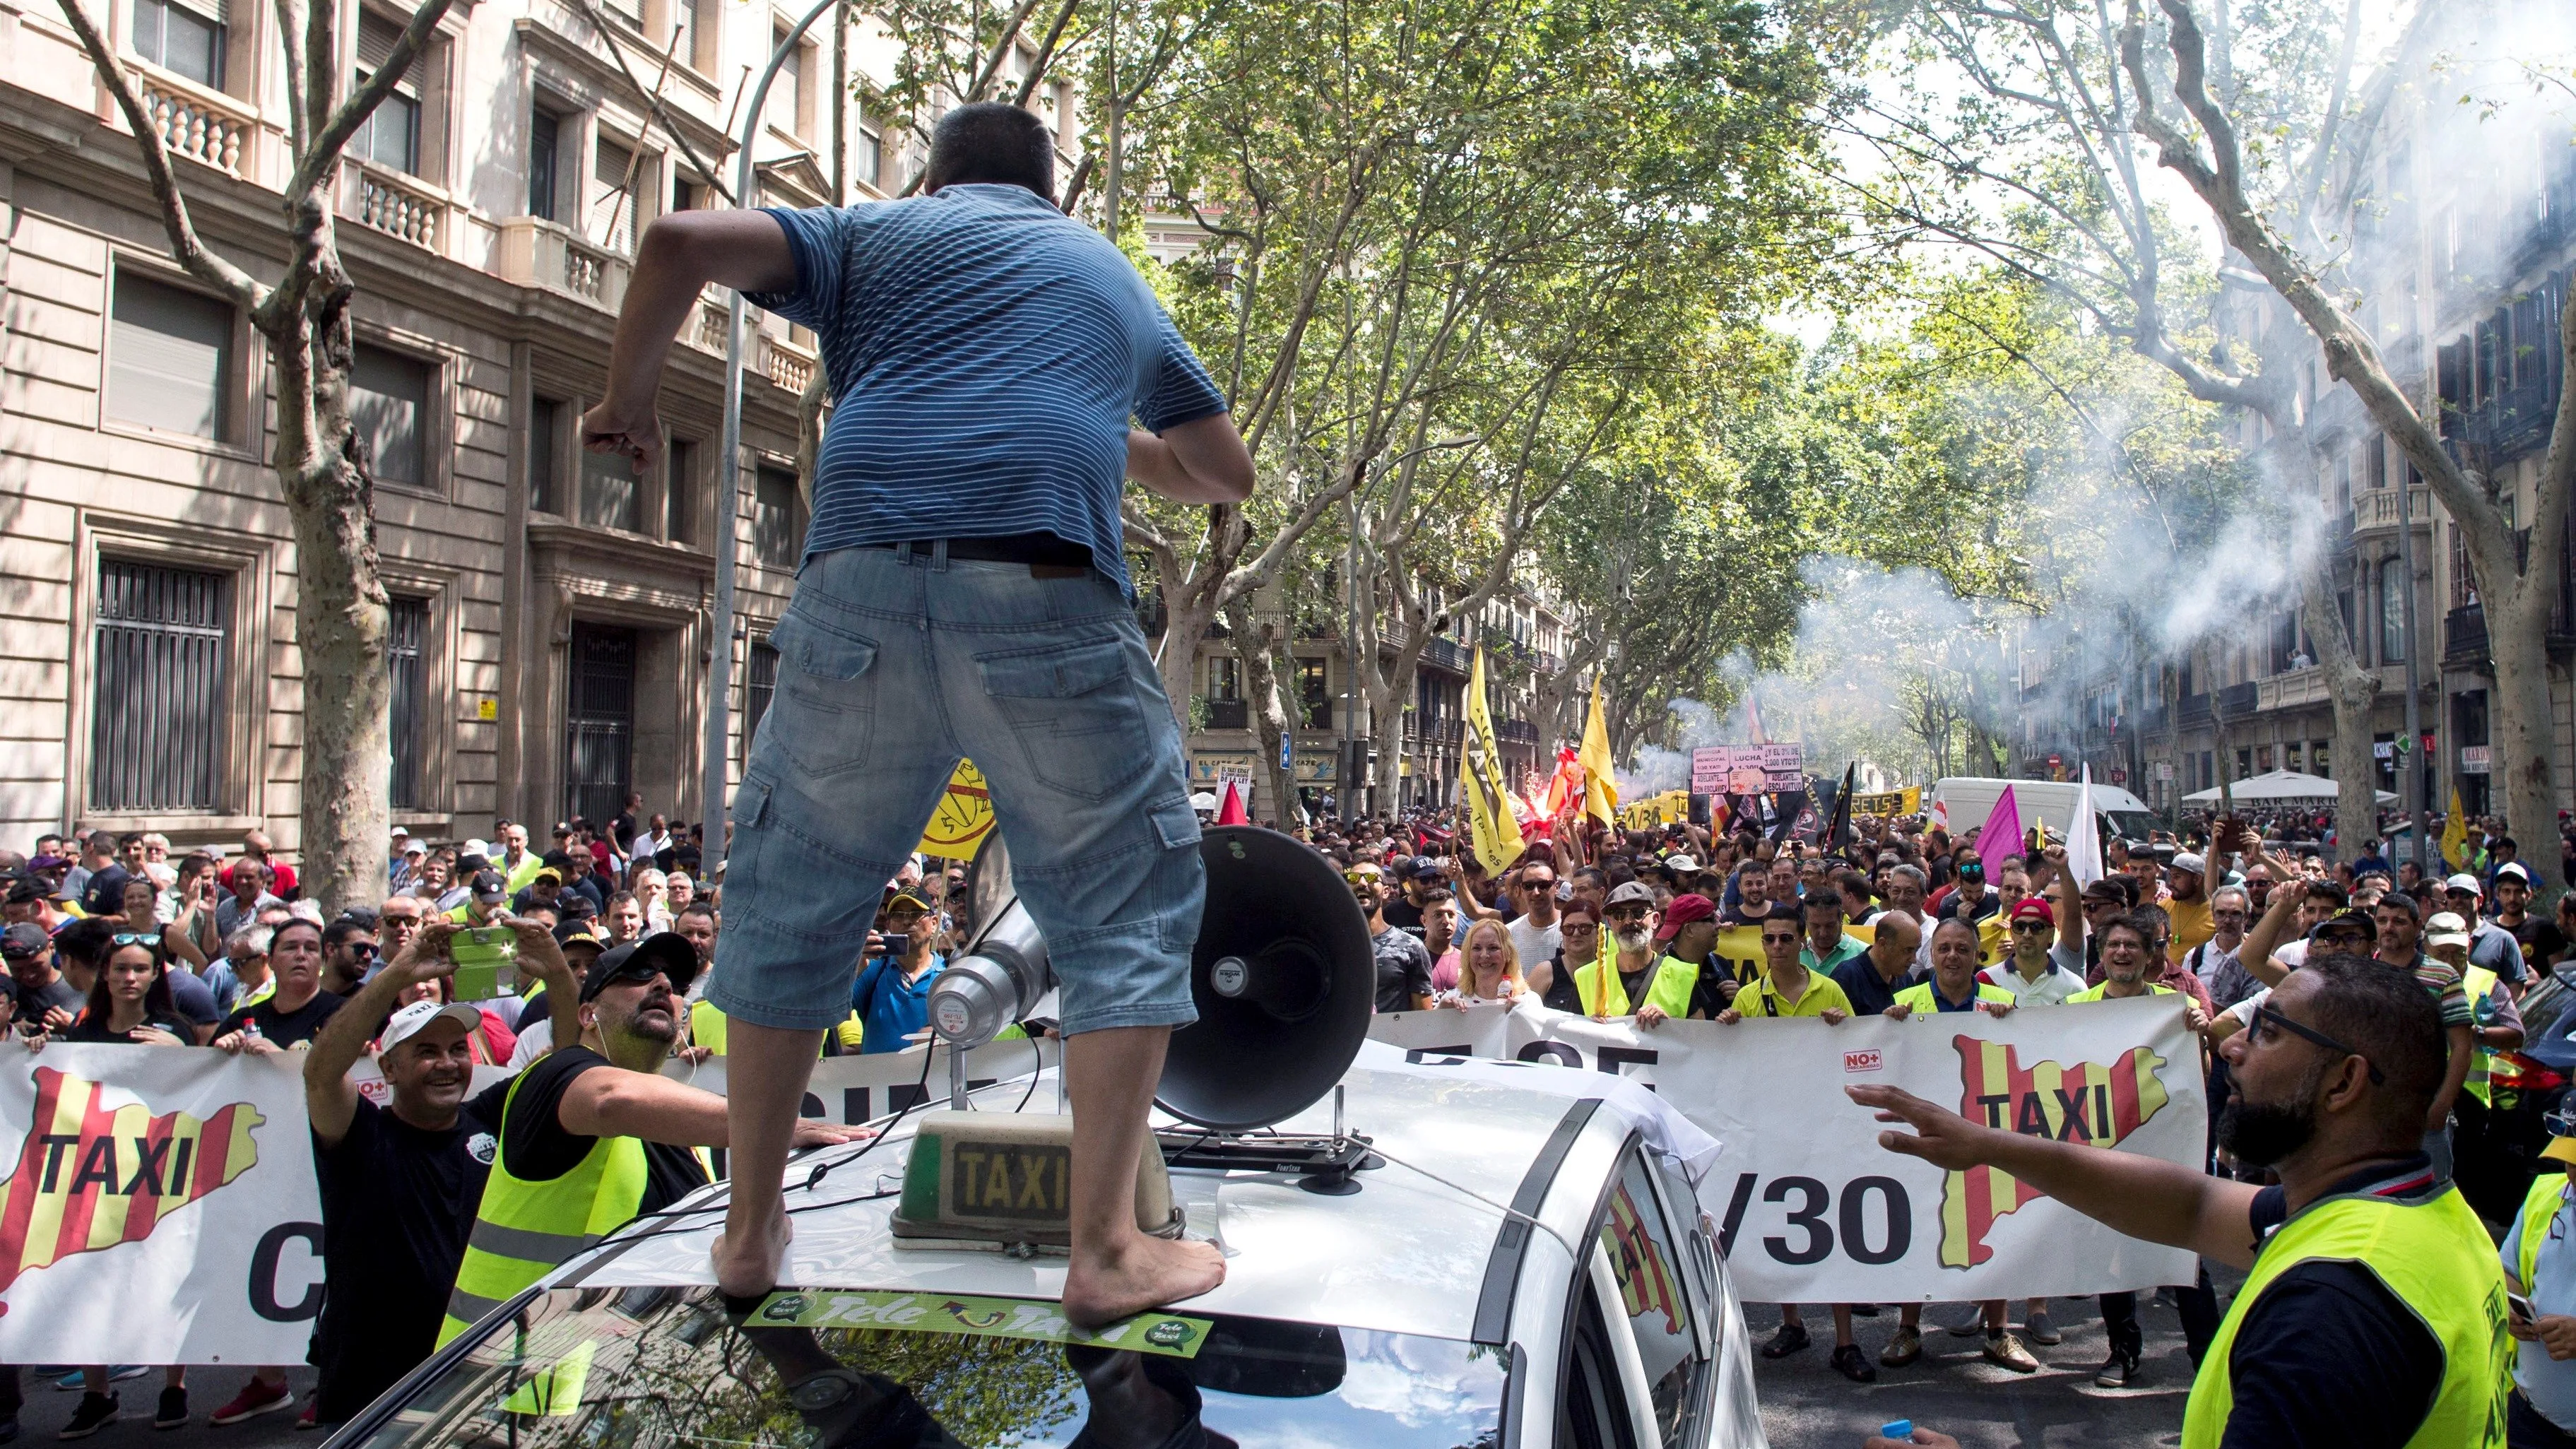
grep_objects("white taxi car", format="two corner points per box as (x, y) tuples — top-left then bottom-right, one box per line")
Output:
(325, 1056), (1765, 1449)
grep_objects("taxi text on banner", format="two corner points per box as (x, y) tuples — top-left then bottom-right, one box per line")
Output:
(1366, 998), (2202, 1304)
(0, 1039), (1054, 1362)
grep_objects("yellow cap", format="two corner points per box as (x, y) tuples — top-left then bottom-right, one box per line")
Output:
(2543, 1137), (2576, 1167)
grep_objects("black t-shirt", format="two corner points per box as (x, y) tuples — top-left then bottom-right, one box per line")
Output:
(2221, 1157), (2449, 1449)
(610, 812), (639, 853)
(1380, 896), (1425, 931)
(220, 988), (344, 1046)
(62, 1015), (194, 1043)
(483, 1045), (710, 1218)
(2509, 914), (2570, 970)
(1370, 926), (1434, 1013)
(1718, 900), (1789, 927)
(1542, 951), (1585, 1013)
(311, 1093), (504, 1421)
(2, 974), (85, 1026)
(78, 863), (133, 918)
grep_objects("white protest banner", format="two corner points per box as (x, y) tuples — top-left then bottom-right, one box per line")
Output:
(0, 1034), (1058, 1364)
(0, 1042), (324, 1364)
(1367, 997), (2203, 1304)
(1691, 747), (1727, 794)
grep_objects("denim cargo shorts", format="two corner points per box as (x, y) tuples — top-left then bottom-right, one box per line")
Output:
(704, 543), (1205, 1037)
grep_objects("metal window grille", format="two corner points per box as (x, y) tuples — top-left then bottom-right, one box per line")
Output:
(745, 640), (779, 752)
(387, 595), (429, 809)
(91, 560), (230, 812)
(753, 466), (801, 566)
(565, 625), (635, 826)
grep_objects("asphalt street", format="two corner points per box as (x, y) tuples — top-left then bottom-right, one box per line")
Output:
(1745, 1279), (2231, 1449)
(5, 1368), (317, 1449)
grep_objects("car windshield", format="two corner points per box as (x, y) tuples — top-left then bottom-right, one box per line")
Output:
(348, 1286), (1508, 1449)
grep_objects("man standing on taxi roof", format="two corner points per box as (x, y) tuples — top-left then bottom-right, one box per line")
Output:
(582, 101), (1253, 1326)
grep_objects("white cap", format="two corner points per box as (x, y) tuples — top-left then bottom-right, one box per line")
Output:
(463, 839), (491, 860)
(1664, 854), (1701, 873)
(2424, 911), (2472, 951)
(2170, 853), (2206, 875)
(377, 999), (480, 1055)
(403, 840), (427, 857)
(2445, 873), (2483, 896)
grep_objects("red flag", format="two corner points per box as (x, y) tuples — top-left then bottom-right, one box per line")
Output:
(1215, 779), (1249, 825)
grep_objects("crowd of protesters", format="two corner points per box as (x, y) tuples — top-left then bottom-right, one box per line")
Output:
(11, 788), (2576, 1442)
(0, 797), (921, 1441)
(1291, 797), (2576, 1436)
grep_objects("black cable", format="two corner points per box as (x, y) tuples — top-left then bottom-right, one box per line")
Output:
(1013, 1030), (1044, 1113)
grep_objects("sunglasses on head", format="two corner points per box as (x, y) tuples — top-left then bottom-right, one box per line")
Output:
(2247, 1003), (2385, 1085)
(110, 933), (159, 949)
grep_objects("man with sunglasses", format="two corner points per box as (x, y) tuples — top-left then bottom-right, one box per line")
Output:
(1860, 952), (2509, 1449)
(1722, 917), (1862, 1377)
(440, 933), (865, 1345)
(1505, 861), (1562, 971)
(1981, 896), (2087, 1007)
(1352, 868), (1435, 1015)
(320, 916), (380, 996)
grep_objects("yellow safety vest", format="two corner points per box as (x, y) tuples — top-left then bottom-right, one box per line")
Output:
(2064, 982), (2175, 1005)
(1572, 955), (1699, 1019)
(1890, 980), (2015, 1015)
(435, 1067), (711, 1347)
(2514, 1171), (2568, 1292)
(688, 999), (864, 1055)
(2464, 966), (2498, 1106)
(2182, 1183), (2509, 1449)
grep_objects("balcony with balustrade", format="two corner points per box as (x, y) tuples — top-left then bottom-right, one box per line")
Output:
(136, 68), (258, 179)
(495, 216), (632, 307)
(1205, 698), (1248, 731)
(343, 160), (450, 256)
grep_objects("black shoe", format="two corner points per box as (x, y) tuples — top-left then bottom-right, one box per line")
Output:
(2096, 1346), (2141, 1388)
(59, 1394), (118, 1441)
(154, 1387), (188, 1431)
(1829, 1344), (1877, 1383)
(1759, 1323), (1812, 1359)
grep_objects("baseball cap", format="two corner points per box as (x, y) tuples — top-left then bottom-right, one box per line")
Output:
(580, 931), (701, 1001)
(2308, 909), (2380, 944)
(463, 839), (491, 860)
(1408, 856), (1445, 881)
(883, 889), (933, 915)
(378, 999), (480, 1055)
(471, 870), (507, 905)
(2424, 912), (2472, 951)
(1663, 854), (1701, 875)
(2170, 853), (2206, 875)
(2544, 1102), (2576, 1166)
(1654, 893), (1715, 942)
(2444, 873), (2484, 897)
(1606, 880), (1658, 909)
(531, 867), (563, 885)
(2009, 897), (2055, 925)
(2497, 861), (2533, 885)
(402, 841), (427, 858)
(25, 854), (68, 873)
(0, 922), (48, 959)
(555, 925), (607, 954)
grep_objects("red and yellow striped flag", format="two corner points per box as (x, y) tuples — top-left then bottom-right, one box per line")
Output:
(1939, 1036), (2171, 1267)
(0, 1065), (266, 1301)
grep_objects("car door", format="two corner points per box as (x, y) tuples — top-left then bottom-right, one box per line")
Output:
(1591, 1145), (1714, 1449)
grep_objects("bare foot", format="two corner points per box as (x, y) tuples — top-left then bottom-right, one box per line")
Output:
(713, 1202), (793, 1299)
(1061, 1233), (1225, 1330)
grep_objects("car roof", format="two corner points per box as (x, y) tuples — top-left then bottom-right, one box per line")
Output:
(557, 1058), (1619, 1343)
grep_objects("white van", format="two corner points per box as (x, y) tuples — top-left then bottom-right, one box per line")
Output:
(1928, 776), (2161, 843)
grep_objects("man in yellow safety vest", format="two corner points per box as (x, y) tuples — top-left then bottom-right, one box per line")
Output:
(1861, 951), (2510, 1449)
(438, 933), (865, 1344)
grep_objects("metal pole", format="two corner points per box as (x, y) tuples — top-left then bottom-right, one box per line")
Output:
(2399, 481), (2429, 864)
(1340, 493), (1357, 824)
(705, 0), (842, 849)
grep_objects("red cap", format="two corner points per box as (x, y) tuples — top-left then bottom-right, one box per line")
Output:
(1655, 892), (1715, 941)
(2009, 897), (2055, 925)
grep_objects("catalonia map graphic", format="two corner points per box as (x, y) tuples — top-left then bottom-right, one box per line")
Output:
(1942, 1035), (2170, 1267)
(0, 1066), (264, 1308)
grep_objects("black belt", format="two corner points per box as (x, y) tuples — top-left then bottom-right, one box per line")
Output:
(870, 533), (1094, 569)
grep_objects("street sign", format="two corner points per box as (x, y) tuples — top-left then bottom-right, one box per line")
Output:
(2109, 768), (2127, 784)
(2155, 762), (2175, 781)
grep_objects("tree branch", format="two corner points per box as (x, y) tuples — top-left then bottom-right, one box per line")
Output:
(54, 0), (266, 309)
(291, 0), (462, 201)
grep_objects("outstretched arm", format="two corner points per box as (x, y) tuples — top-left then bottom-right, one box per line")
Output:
(583, 210), (799, 471)
(1848, 1082), (2264, 1269)
(305, 922), (461, 1147)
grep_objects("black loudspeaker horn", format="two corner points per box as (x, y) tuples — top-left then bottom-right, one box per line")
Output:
(1155, 825), (1376, 1133)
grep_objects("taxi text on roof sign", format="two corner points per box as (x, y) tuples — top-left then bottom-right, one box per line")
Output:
(749, 1289), (1212, 1358)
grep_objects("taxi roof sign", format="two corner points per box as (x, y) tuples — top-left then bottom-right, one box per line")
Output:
(891, 1113), (1181, 1251)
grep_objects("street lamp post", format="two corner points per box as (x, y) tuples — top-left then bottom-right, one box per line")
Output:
(702, 0), (841, 847)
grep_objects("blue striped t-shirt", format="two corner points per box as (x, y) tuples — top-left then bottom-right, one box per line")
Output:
(749, 184), (1228, 597)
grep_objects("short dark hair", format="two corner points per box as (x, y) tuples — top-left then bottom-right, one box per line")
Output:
(322, 917), (374, 952)
(677, 901), (719, 925)
(1419, 887), (1456, 905)
(2101, 911), (2156, 950)
(1803, 891), (1846, 916)
(2300, 951), (2447, 1123)
(56, 916), (118, 967)
(924, 102), (1054, 200)
(2375, 890), (2421, 923)
(2303, 879), (2348, 907)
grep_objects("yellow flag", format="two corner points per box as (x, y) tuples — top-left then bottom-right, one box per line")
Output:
(1580, 677), (1620, 826)
(2441, 784), (2468, 871)
(1462, 646), (1525, 875)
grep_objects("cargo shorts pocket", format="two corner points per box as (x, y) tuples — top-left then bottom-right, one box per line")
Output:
(977, 634), (1154, 803)
(766, 610), (880, 777)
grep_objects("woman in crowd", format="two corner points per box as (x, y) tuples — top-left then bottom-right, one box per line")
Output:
(1441, 918), (1525, 1008)
(388, 971), (520, 1064)
(161, 852), (225, 969)
(1534, 901), (1600, 1012)
(35, 934), (199, 1434)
